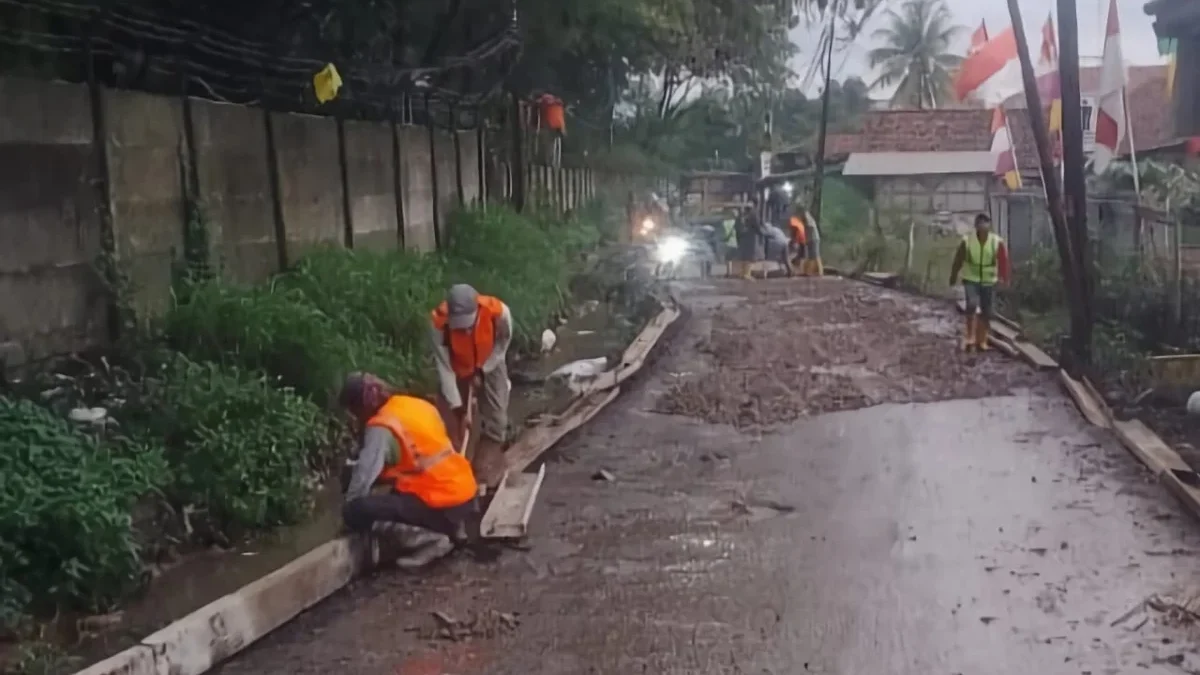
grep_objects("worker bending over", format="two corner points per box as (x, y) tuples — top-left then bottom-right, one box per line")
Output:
(788, 209), (807, 272)
(339, 372), (478, 567)
(430, 283), (512, 486)
(949, 213), (1011, 351)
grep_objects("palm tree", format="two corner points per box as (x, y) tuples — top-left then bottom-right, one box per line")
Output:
(867, 0), (963, 109)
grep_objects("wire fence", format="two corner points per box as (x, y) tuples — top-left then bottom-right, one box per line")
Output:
(0, 0), (520, 125)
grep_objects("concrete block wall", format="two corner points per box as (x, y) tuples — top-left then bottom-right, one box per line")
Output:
(106, 89), (185, 317)
(191, 100), (277, 283)
(0, 76), (614, 365)
(0, 77), (106, 363)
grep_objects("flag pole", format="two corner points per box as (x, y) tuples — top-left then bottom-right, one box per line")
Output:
(1002, 108), (1023, 188)
(1122, 86), (1142, 197)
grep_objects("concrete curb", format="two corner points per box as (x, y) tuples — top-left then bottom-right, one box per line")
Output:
(71, 297), (681, 675)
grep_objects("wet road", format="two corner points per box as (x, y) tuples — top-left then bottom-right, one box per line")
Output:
(219, 278), (1200, 675)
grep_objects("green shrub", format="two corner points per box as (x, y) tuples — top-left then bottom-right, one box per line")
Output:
(123, 356), (329, 533)
(0, 397), (166, 622)
(164, 281), (403, 401)
(445, 207), (572, 348)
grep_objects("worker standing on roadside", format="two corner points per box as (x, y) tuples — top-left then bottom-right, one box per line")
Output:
(802, 206), (824, 277)
(949, 213), (1011, 351)
(788, 209), (807, 273)
(735, 203), (763, 280)
(721, 210), (738, 277)
(430, 284), (512, 486)
(339, 372), (477, 567)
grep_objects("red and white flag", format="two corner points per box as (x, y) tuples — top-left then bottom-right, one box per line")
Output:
(1037, 14), (1063, 162)
(954, 26), (1021, 105)
(1093, 0), (1127, 173)
(990, 107), (1021, 189)
(969, 21), (989, 56)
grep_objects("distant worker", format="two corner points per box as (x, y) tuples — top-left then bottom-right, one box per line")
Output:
(339, 372), (478, 567)
(721, 210), (738, 277)
(802, 206), (824, 277)
(536, 92), (566, 167)
(735, 203), (763, 280)
(788, 210), (807, 272)
(949, 213), (1011, 351)
(430, 284), (513, 486)
(764, 223), (794, 277)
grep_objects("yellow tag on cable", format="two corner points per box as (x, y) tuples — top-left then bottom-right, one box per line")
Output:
(313, 63), (343, 104)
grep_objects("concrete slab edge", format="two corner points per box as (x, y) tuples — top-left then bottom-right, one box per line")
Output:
(70, 296), (681, 675)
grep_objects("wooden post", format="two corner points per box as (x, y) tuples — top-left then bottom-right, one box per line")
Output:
(510, 92), (526, 212)
(1006, 0), (1087, 373)
(476, 113), (487, 207)
(811, 8), (837, 224)
(1172, 198), (1183, 331)
(1057, 0), (1093, 365)
(263, 110), (288, 270)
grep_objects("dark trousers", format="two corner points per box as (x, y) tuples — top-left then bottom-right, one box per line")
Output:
(343, 492), (477, 539)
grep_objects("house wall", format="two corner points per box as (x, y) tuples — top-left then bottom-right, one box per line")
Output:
(872, 173), (989, 232)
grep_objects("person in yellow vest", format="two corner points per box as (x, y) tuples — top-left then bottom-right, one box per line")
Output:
(339, 372), (478, 567)
(430, 284), (512, 486)
(949, 213), (1011, 351)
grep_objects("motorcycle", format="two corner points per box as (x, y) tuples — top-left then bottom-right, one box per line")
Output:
(653, 233), (690, 279)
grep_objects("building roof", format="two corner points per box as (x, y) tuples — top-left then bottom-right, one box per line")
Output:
(1002, 64), (1169, 109)
(857, 109), (993, 153)
(843, 151), (996, 176)
(1005, 71), (1174, 170)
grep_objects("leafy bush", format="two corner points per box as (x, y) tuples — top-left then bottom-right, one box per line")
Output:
(445, 207), (572, 348)
(0, 397), (166, 623)
(124, 356), (330, 533)
(164, 281), (403, 402)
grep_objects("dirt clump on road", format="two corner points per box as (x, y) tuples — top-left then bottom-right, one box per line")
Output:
(655, 278), (1046, 428)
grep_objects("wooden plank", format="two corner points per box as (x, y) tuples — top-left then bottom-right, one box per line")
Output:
(1014, 340), (1059, 371)
(1147, 354), (1200, 388)
(1161, 469), (1200, 522)
(862, 272), (898, 287)
(504, 387), (622, 475)
(1112, 419), (1193, 476)
(987, 333), (1019, 357)
(1058, 370), (1111, 428)
(578, 306), (680, 396)
(480, 464), (547, 539)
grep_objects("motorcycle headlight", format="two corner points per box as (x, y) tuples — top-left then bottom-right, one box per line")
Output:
(641, 218), (656, 232)
(656, 236), (688, 264)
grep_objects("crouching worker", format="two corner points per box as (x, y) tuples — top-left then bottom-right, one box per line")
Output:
(430, 284), (512, 487)
(340, 372), (478, 568)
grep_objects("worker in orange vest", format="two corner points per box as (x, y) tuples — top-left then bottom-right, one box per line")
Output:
(536, 92), (566, 166)
(788, 209), (808, 274)
(430, 284), (513, 487)
(339, 372), (478, 568)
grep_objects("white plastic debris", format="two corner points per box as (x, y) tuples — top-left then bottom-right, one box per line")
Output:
(549, 357), (609, 394)
(541, 329), (557, 353)
(68, 407), (108, 424)
(1187, 391), (1200, 416)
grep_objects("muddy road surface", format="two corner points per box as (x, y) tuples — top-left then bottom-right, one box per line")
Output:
(218, 277), (1200, 675)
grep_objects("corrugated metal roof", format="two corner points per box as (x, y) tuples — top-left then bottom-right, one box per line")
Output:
(843, 151), (995, 176)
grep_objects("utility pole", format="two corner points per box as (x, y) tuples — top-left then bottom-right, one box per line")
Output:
(811, 6), (837, 224)
(1005, 0), (1088, 374)
(1058, 0), (1093, 366)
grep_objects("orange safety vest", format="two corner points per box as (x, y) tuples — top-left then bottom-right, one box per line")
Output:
(368, 395), (477, 508)
(430, 295), (506, 380)
(538, 95), (565, 132)
(788, 216), (807, 244)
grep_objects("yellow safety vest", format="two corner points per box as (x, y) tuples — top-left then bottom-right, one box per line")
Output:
(961, 233), (1001, 285)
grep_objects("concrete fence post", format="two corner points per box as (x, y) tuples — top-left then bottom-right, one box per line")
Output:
(451, 104), (465, 208)
(390, 119), (406, 250)
(335, 118), (354, 248)
(425, 96), (441, 249)
(262, 110), (288, 270)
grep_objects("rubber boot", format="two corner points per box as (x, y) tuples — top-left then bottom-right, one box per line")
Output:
(472, 436), (507, 488)
(976, 318), (991, 351)
(962, 315), (976, 352)
(741, 261), (753, 281)
(812, 258), (824, 277)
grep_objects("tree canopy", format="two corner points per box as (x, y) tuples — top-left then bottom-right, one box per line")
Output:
(866, 0), (963, 109)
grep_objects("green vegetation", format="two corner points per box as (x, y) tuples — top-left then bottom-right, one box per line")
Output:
(0, 202), (612, 635)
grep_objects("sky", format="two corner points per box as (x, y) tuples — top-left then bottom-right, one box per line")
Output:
(790, 0), (1166, 95)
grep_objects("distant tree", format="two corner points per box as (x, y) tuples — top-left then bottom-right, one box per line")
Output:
(866, 0), (963, 109)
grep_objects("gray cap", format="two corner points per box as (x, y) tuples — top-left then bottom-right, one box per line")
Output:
(446, 284), (479, 330)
